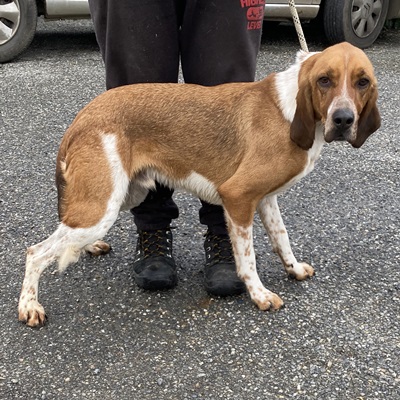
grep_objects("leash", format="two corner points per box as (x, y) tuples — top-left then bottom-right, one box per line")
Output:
(288, 0), (309, 52)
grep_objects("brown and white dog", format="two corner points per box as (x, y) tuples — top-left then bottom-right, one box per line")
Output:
(19, 42), (380, 327)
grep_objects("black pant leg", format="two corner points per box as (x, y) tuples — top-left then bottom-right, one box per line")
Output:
(180, 0), (264, 232)
(88, 0), (182, 88)
(131, 183), (179, 231)
(180, 0), (264, 85)
(88, 0), (181, 230)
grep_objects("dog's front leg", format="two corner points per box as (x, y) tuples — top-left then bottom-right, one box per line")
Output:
(257, 195), (314, 280)
(224, 210), (284, 311)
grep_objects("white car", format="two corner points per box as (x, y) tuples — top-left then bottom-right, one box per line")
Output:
(0, 0), (399, 63)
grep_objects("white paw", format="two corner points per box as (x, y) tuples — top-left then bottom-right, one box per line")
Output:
(287, 262), (314, 281)
(249, 288), (284, 311)
(85, 240), (111, 256)
(18, 300), (47, 327)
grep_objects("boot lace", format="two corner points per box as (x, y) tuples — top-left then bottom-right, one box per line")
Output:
(136, 229), (173, 260)
(204, 231), (234, 267)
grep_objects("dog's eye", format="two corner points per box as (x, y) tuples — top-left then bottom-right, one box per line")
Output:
(357, 78), (370, 89)
(318, 77), (331, 88)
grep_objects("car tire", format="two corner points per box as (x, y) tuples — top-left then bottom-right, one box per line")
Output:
(0, 0), (37, 63)
(323, 0), (389, 48)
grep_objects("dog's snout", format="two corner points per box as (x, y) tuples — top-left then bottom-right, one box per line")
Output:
(332, 109), (354, 130)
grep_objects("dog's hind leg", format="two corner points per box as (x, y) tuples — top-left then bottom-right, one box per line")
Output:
(18, 234), (59, 327)
(257, 195), (314, 280)
(19, 133), (131, 327)
(19, 199), (127, 327)
(18, 224), (108, 326)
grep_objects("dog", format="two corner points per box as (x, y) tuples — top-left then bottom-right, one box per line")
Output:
(18, 42), (380, 327)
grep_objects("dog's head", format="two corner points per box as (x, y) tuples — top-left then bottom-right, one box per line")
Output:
(290, 42), (381, 150)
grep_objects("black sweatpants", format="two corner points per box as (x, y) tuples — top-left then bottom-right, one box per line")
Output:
(88, 0), (264, 233)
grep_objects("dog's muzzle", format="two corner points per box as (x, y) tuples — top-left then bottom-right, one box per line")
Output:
(325, 108), (355, 143)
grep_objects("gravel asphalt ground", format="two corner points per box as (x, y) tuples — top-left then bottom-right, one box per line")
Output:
(0, 19), (399, 400)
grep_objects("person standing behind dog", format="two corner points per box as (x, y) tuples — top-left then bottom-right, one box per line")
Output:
(88, 0), (265, 296)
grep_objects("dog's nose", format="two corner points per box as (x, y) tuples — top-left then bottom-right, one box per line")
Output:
(332, 109), (354, 130)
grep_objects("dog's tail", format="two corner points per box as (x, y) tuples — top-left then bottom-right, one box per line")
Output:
(55, 154), (67, 222)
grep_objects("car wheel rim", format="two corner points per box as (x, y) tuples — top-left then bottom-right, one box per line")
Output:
(0, 0), (20, 45)
(351, 0), (383, 38)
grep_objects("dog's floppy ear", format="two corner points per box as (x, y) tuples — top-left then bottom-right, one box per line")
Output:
(290, 78), (316, 150)
(352, 89), (381, 148)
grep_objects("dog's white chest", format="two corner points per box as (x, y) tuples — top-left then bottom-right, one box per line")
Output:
(304, 125), (325, 174)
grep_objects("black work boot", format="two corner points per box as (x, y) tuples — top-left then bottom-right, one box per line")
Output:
(203, 231), (246, 296)
(133, 228), (178, 290)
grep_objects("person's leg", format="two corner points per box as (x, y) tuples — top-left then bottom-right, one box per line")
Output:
(89, 0), (181, 88)
(181, 0), (263, 230)
(88, 0), (182, 289)
(180, 0), (263, 86)
(181, 0), (264, 295)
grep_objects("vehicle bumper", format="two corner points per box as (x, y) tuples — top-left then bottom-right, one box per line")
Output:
(264, 4), (320, 21)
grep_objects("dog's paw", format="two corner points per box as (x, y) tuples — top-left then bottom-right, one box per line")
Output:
(287, 262), (314, 281)
(18, 300), (47, 327)
(85, 240), (111, 256)
(250, 288), (284, 311)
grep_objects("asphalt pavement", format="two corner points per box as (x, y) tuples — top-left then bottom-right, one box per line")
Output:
(0, 18), (399, 400)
